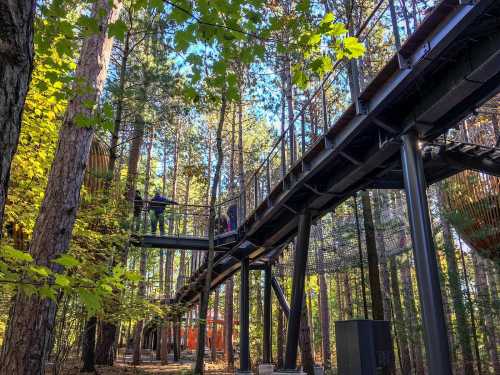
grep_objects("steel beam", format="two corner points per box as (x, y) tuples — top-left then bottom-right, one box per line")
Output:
(283, 210), (311, 371)
(239, 257), (250, 372)
(271, 276), (290, 318)
(401, 131), (452, 375)
(263, 263), (272, 363)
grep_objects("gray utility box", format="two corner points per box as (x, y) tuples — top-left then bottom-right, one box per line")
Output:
(335, 320), (394, 375)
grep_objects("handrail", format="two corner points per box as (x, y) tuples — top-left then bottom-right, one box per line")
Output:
(240, 0), (398, 220)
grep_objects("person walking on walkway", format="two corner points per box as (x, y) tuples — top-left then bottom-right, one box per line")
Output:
(149, 189), (177, 235)
(227, 202), (237, 231)
(133, 190), (143, 232)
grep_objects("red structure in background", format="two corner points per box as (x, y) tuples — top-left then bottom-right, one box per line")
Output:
(184, 310), (238, 352)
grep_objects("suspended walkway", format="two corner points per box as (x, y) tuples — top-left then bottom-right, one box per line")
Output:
(131, 1), (500, 373)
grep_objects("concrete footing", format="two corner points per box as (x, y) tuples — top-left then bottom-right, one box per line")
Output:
(235, 371), (253, 375)
(313, 366), (324, 375)
(258, 364), (274, 375)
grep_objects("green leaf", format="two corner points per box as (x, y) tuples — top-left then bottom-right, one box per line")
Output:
(149, 0), (164, 11)
(55, 274), (71, 287)
(344, 37), (365, 58)
(321, 12), (335, 25)
(125, 271), (141, 282)
(29, 265), (50, 277)
(52, 254), (81, 268)
(171, 6), (192, 23)
(213, 60), (226, 75)
(174, 29), (193, 52)
(292, 65), (309, 89)
(1, 245), (33, 262)
(100, 284), (113, 293)
(78, 288), (101, 313)
(108, 20), (127, 42)
(328, 23), (347, 37)
(74, 113), (94, 128)
(39, 286), (57, 301)
(77, 15), (99, 35)
(55, 39), (73, 57)
(308, 33), (321, 46)
(296, 0), (310, 12)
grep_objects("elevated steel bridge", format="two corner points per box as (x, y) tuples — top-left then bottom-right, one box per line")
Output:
(132, 1), (500, 373)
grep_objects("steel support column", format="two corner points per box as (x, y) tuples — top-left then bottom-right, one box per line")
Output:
(283, 210), (312, 370)
(263, 262), (272, 363)
(239, 257), (250, 372)
(271, 276), (290, 318)
(401, 131), (452, 375)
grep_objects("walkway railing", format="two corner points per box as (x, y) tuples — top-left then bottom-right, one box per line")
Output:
(132, 196), (240, 238)
(241, 0), (438, 221)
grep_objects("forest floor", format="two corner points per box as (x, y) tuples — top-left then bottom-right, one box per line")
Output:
(56, 350), (234, 374)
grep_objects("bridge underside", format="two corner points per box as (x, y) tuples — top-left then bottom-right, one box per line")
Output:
(167, 0), (500, 307)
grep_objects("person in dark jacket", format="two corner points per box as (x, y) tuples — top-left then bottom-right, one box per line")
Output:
(227, 203), (237, 231)
(149, 189), (177, 235)
(133, 190), (143, 232)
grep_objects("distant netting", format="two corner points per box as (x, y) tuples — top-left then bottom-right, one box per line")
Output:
(274, 189), (413, 276)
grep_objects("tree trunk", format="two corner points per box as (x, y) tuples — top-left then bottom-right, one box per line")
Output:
(335, 273), (344, 321)
(0, 1), (121, 372)
(360, 190), (384, 320)
(277, 305), (285, 368)
(307, 285), (315, 361)
(224, 103), (236, 370)
(81, 317), (97, 372)
(160, 124), (180, 363)
(106, 30), (130, 189)
(176, 168), (192, 292)
(315, 223), (331, 368)
(224, 277), (234, 370)
(373, 191), (393, 321)
(438, 193), (474, 374)
(132, 129), (154, 365)
(125, 114), (145, 202)
(95, 320), (117, 366)
(299, 295), (315, 375)
(343, 273), (353, 319)
(472, 252), (499, 373)
(389, 257), (411, 375)
(0, 0), (36, 235)
(194, 89), (227, 374)
(211, 288), (220, 362)
(400, 254), (425, 375)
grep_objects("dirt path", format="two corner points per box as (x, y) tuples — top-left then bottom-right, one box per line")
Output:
(57, 352), (234, 375)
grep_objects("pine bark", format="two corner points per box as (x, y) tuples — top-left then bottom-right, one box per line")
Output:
(194, 90), (227, 374)
(472, 252), (499, 373)
(343, 272), (353, 319)
(106, 30), (130, 188)
(95, 320), (117, 365)
(360, 191), (384, 320)
(132, 129), (153, 365)
(0, 0), (36, 235)
(438, 194), (474, 374)
(335, 273), (344, 320)
(316, 223), (331, 369)
(0, 1), (121, 372)
(277, 305), (285, 368)
(299, 295), (315, 375)
(373, 191), (393, 321)
(224, 104), (236, 370)
(389, 257), (411, 374)
(400, 254), (425, 375)
(211, 288), (220, 362)
(81, 317), (97, 372)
